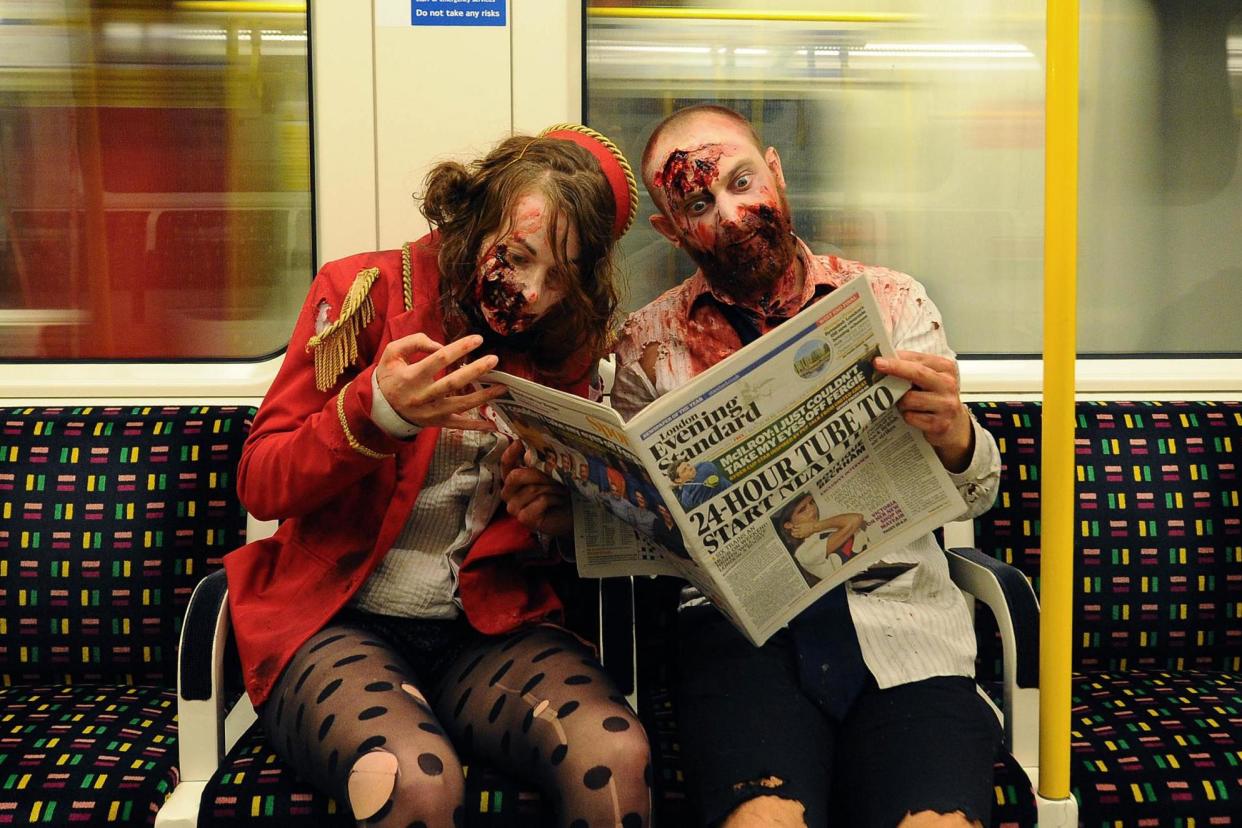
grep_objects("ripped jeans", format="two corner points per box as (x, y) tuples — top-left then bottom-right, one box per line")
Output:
(672, 604), (1001, 827)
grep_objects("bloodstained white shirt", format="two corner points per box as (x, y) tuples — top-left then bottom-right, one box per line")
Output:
(610, 240), (1001, 689)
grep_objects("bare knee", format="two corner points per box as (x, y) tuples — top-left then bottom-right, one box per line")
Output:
(722, 792), (808, 828)
(898, 810), (982, 828)
(348, 748), (464, 825)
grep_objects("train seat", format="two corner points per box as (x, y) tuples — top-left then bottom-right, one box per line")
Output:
(172, 569), (634, 827)
(968, 400), (1242, 825)
(0, 405), (253, 826)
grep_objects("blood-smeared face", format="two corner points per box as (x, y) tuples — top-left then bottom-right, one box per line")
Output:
(651, 138), (798, 303)
(475, 192), (576, 335)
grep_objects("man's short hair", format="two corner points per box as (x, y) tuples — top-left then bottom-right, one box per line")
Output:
(640, 104), (764, 182)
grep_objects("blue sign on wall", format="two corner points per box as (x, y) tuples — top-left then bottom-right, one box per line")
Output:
(411, 0), (506, 26)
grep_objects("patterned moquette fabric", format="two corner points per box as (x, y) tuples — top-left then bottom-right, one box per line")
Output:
(968, 400), (1242, 825)
(1070, 669), (1240, 826)
(970, 401), (1242, 673)
(199, 723), (556, 827)
(0, 684), (178, 825)
(0, 405), (254, 685)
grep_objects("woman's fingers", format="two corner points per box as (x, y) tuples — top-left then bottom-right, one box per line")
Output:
(502, 469), (562, 510)
(387, 333), (482, 371)
(375, 332), (518, 430)
(515, 492), (573, 536)
(417, 354), (502, 401)
(384, 332), (446, 362)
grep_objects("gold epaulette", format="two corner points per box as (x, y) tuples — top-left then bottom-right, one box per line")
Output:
(305, 266), (380, 391)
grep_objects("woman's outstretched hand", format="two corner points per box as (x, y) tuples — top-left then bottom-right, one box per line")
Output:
(376, 333), (508, 430)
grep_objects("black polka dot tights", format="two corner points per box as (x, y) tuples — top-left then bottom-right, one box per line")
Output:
(261, 624), (652, 827)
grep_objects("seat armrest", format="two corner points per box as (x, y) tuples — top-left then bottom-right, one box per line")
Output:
(180, 569), (228, 703)
(946, 546), (1040, 766)
(598, 576), (636, 704)
(176, 569), (257, 784)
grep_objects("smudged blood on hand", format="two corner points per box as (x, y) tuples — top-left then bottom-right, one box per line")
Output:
(476, 243), (536, 334)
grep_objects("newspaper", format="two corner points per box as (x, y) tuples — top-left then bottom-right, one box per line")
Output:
(481, 280), (966, 646)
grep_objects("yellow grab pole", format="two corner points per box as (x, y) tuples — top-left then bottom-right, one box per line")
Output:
(1040, 0), (1078, 802)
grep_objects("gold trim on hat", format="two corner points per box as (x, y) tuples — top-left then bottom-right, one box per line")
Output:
(540, 122), (639, 237)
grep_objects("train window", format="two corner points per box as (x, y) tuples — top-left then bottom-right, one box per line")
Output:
(0, 2), (311, 361)
(586, 1), (1242, 357)
(1078, 0), (1242, 356)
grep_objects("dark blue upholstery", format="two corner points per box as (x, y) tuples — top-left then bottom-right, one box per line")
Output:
(969, 401), (1242, 825)
(0, 405), (253, 825)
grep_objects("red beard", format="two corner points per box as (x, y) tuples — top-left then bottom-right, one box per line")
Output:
(684, 198), (798, 306)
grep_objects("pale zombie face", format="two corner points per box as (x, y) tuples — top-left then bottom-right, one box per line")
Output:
(653, 137), (797, 301)
(475, 192), (577, 335)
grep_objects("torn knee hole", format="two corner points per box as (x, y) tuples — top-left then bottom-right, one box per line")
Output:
(347, 748), (399, 820)
(732, 775), (785, 793)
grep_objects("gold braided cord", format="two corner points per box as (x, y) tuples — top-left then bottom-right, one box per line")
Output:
(540, 122), (639, 237)
(336, 380), (393, 460)
(401, 242), (414, 312)
(305, 266), (380, 392)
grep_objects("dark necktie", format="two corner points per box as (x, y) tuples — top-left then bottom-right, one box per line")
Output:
(715, 297), (871, 721)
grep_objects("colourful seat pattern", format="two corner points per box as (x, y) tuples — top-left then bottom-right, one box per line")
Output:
(0, 405), (253, 825)
(969, 400), (1242, 825)
(0, 684), (178, 825)
(200, 723), (554, 827)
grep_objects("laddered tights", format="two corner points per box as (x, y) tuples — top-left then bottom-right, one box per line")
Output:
(261, 623), (651, 828)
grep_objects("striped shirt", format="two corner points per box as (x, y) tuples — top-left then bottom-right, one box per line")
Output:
(348, 372), (507, 619)
(610, 240), (1001, 688)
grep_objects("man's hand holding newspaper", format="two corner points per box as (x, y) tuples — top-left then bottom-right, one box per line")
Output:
(487, 281), (967, 646)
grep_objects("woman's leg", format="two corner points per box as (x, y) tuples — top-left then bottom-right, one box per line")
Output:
(262, 624), (466, 827)
(431, 627), (652, 828)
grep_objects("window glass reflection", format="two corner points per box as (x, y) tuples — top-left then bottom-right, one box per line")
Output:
(0, 1), (311, 359)
(587, 0), (1242, 356)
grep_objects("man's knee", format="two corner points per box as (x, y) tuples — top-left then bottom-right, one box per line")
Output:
(721, 792), (808, 828)
(898, 809), (982, 828)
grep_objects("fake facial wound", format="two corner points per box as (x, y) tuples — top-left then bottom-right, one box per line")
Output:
(654, 141), (797, 303)
(474, 193), (575, 335)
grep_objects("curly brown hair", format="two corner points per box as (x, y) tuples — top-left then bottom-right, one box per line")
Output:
(420, 134), (621, 381)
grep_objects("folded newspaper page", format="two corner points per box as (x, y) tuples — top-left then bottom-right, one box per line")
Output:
(481, 280), (966, 645)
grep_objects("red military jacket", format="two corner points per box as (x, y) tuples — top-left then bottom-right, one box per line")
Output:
(225, 234), (583, 706)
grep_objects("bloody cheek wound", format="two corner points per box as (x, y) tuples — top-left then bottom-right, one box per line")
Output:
(476, 243), (534, 334)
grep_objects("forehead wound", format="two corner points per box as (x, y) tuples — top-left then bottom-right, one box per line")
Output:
(506, 193), (547, 234)
(653, 143), (730, 200)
